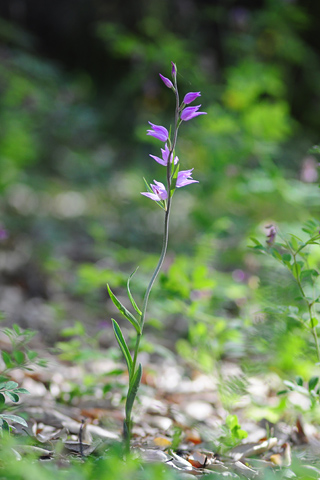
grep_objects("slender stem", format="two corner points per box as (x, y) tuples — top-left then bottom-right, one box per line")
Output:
(312, 326), (320, 363)
(286, 243), (320, 363)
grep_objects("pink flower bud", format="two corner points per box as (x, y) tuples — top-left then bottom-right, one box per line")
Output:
(183, 92), (201, 105)
(171, 62), (177, 80)
(266, 225), (277, 246)
(159, 73), (174, 89)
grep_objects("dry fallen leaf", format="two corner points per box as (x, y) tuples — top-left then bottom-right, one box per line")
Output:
(153, 436), (172, 448)
(186, 451), (209, 468)
(185, 429), (202, 445)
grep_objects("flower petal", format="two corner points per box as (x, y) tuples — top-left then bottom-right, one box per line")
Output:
(150, 144), (178, 166)
(149, 154), (166, 166)
(181, 105), (207, 121)
(152, 180), (167, 199)
(141, 180), (168, 202)
(171, 62), (177, 79)
(147, 122), (169, 142)
(159, 73), (174, 89)
(183, 92), (201, 105)
(176, 169), (199, 187)
(141, 192), (162, 201)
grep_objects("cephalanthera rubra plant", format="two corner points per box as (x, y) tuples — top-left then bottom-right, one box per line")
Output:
(107, 63), (206, 451)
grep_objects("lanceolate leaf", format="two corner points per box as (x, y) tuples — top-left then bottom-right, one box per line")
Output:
(0, 381), (18, 390)
(1, 352), (13, 369)
(0, 414), (28, 427)
(125, 364), (142, 421)
(5, 392), (19, 403)
(1, 419), (9, 431)
(15, 388), (29, 394)
(127, 269), (142, 316)
(308, 376), (319, 391)
(112, 319), (133, 376)
(107, 284), (141, 334)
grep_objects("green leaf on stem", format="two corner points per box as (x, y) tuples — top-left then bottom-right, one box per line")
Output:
(1, 381), (18, 390)
(13, 351), (25, 365)
(107, 285), (141, 334)
(1, 419), (9, 431)
(277, 390), (289, 396)
(127, 269), (142, 316)
(300, 269), (319, 283)
(125, 363), (142, 422)
(0, 414), (28, 427)
(289, 235), (303, 251)
(5, 392), (19, 403)
(311, 317), (318, 328)
(15, 388), (29, 394)
(292, 262), (301, 280)
(170, 163), (179, 197)
(308, 376), (319, 391)
(1, 352), (13, 369)
(112, 319), (133, 376)
(270, 248), (282, 262)
(250, 237), (263, 247)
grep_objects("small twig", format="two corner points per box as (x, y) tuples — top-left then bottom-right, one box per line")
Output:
(79, 419), (85, 458)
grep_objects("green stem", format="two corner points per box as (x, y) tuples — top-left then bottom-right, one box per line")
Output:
(312, 327), (320, 363)
(288, 244), (320, 363)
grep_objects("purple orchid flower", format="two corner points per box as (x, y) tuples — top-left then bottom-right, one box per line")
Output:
(176, 169), (199, 187)
(147, 122), (169, 142)
(149, 143), (179, 166)
(183, 92), (201, 105)
(181, 105), (207, 122)
(0, 227), (8, 240)
(141, 180), (168, 202)
(266, 224), (277, 246)
(159, 73), (174, 89)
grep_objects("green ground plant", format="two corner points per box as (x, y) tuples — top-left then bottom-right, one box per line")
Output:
(0, 321), (42, 433)
(251, 215), (320, 407)
(0, 380), (28, 433)
(1, 323), (47, 372)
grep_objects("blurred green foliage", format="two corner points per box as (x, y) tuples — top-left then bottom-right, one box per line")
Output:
(0, 0), (320, 424)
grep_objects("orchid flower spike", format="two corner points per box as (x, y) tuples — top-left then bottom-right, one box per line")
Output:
(141, 180), (168, 202)
(149, 143), (179, 166)
(181, 105), (207, 122)
(147, 122), (169, 142)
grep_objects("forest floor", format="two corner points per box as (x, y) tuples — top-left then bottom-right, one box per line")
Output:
(3, 334), (320, 480)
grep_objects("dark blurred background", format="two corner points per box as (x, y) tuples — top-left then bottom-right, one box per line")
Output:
(0, 0), (320, 375)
